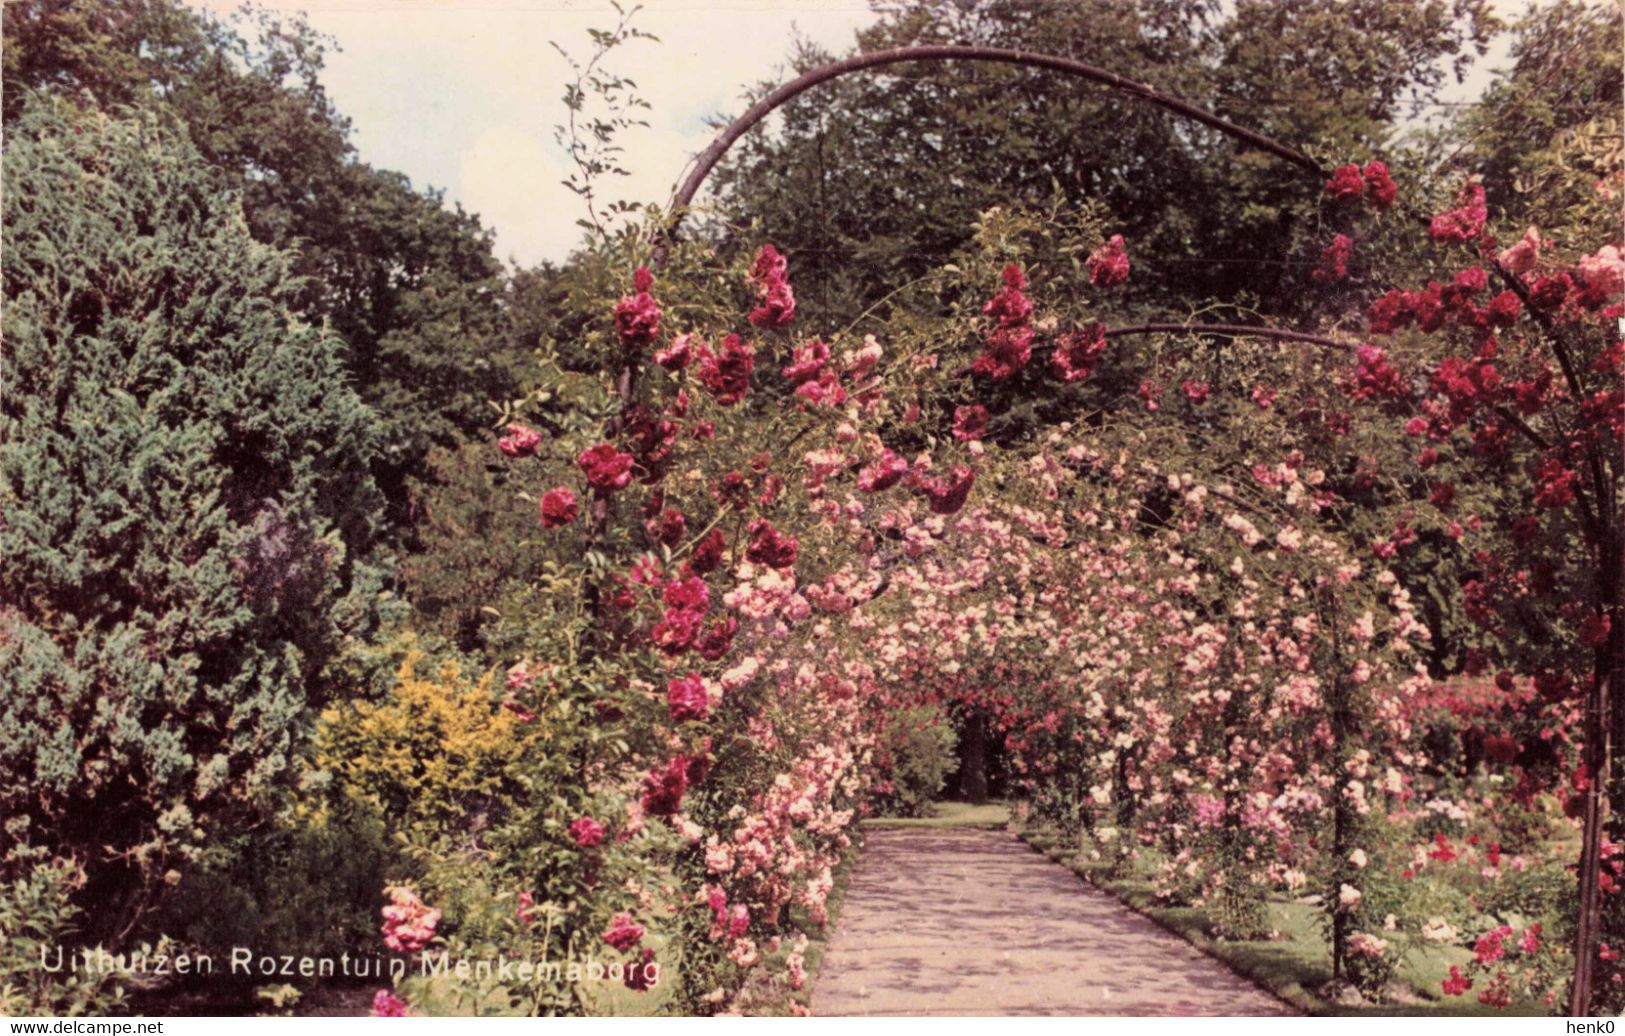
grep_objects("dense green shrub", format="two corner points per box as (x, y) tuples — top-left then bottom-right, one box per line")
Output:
(151, 811), (394, 965)
(874, 703), (959, 818)
(0, 831), (125, 1016)
(0, 98), (384, 937)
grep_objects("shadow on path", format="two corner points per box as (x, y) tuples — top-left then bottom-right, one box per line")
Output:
(812, 828), (1296, 1016)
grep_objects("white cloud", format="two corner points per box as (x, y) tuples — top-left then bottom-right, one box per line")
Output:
(188, 0), (877, 265)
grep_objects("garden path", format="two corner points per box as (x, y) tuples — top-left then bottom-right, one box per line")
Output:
(812, 828), (1295, 1016)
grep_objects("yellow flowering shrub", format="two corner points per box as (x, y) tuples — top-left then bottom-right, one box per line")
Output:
(317, 651), (534, 834)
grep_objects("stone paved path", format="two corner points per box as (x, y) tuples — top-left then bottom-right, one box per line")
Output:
(813, 828), (1295, 1016)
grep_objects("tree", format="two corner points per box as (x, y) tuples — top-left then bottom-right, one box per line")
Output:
(704, 0), (1496, 328)
(2, 0), (524, 550)
(0, 100), (384, 938)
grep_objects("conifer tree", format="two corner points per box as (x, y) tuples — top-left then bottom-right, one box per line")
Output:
(0, 99), (384, 935)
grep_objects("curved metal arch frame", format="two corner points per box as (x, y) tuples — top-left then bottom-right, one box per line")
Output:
(658, 43), (1325, 251)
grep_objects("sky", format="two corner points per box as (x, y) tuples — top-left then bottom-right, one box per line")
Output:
(191, 0), (881, 267)
(190, 0), (1521, 270)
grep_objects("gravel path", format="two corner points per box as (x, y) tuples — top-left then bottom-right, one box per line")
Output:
(812, 828), (1296, 1016)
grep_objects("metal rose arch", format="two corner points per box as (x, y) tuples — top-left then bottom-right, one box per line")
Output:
(627, 46), (1611, 1015)
(648, 45), (1358, 358)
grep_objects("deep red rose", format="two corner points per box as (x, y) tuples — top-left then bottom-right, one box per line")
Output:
(1363, 161), (1397, 209)
(1051, 324), (1107, 382)
(540, 487), (580, 528)
(1325, 162), (1364, 203)
(953, 404), (989, 441)
(1087, 234), (1130, 287)
(696, 617), (738, 661)
(666, 674), (709, 722)
(918, 465), (976, 515)
(1429, 181), (1487, 243)
(696, 334), (755, 405)
(857, 449), (910, 492)
(578, 443), (634, 495)
(614, 267), (662, 348)
(745, 518), (798, 569)
(640, 757), (689, 815)
(687, 528), (726, 575)
(1311, 234), (1353, 283)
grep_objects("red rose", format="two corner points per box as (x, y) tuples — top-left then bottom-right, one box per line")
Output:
(569, 817), (606, 848)
(577, 443), (634, 495)
(856, 449), (909, 492)
(917, 465), (976, 515)
(745, 518), (798, 569)
(1363, 161), (1397, 209)
(1051, 324), (1107, 383)
(952, 405), (989, 442)
(539, 487), (580, 528)
(603, 912), (645, 952)
(1087, 234), (1130, 287)
(1325, 162), (1364, 203)
(666, 674), (709, 723)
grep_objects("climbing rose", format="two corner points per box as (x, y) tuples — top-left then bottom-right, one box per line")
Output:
(781, 339), (830, 384)
(1325, 162), (1364, 202)
(540, 487), (579, 528)
(1429, 181), (1488, 243)
(603, 912), (645, 952)
(1351, 345), (1406, 400)
(655, 508), (686, 547)
(614, 266), (662, 348)
(641, 756), (689, 815)
(1532, 456), (1576, 509)
(498, 423), (543, 457)
(1366, 289), (1414, 335)
(688, 528), (726, 574)
(983, 263), (1033, 325)
(1312, 234), (1353, 283)
(1182, 379), (1209, 404)
(655, 332), (698, 370)
(578, 443), (634, 495)
(1363, 161), (1397, 209)
(371, 990), (409, 1017)
(1051, 324), (1107, 382)
(1497, 226), (1541, 274)
(696, 334), (755, 405)
(696, 616), (738, 661)
(856, 449), (910, 492)
(663, 576), (710, 613)
(917, 465), (976, 515)
(975, 326), (1034, 380)
(570, 817), (606, 848)
(626, 948), (659, 992)
(380, 886), (441, 954)
(1442, 965), (1473, 997)
(748, 244), (796, 329)
(667, 674), (709, 722)
(745, 518), (799, 569)
(953, 404), (989, 441)
(974, 264), (1035, 380)
(1578, 244), (1625, 302)
(1088, 234), (1130, 287)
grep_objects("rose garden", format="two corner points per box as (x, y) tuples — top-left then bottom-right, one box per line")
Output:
(1, 0), (1621, 1019)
